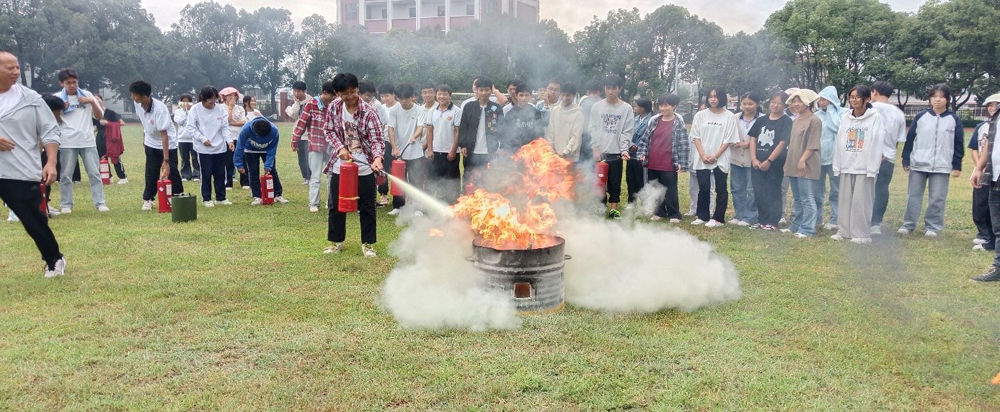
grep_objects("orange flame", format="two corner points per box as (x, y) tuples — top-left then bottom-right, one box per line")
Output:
(991, 372), (1000, 385)
(450, 139), (573, 250)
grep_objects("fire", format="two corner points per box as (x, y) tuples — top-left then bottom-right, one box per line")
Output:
(992, 372), (1000, 385)
(450, 139), (573, 250)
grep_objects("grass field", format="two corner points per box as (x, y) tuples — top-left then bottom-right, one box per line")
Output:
(1, 123), (998, 410)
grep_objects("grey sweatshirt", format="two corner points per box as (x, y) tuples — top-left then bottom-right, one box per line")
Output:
(588, 99), (634, 159)
(0, 84), (60, 182)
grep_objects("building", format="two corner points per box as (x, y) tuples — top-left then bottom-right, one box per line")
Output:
(336, 0), (539, 33)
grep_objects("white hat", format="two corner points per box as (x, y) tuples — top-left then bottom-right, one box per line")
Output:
(984, 93), (1000, 105)
(786, 88), (820, 106)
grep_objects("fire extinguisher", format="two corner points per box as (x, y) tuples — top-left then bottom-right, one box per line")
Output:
(595, 161), (610, 193)
(260, 172), (275, 205)
(390, 159), (406, 197)
(157, 178), (172, 213)
(99, 157), (111, 185)
(338, 160), (359, 213)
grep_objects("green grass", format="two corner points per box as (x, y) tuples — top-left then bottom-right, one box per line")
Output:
(1, 124), (998, 410)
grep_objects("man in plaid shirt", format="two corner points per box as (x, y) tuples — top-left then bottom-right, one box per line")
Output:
(292, 80), (335, 213)
(323, 73), (386, 257)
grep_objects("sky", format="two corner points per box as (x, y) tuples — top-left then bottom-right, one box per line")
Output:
(141, 0), (925, 35)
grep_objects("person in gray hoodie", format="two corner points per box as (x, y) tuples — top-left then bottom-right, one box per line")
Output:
(0, 51), (65, 277)
(588, 75), (634, 219)
(814, 85), (846, 230)
(899, 84), (965, 237)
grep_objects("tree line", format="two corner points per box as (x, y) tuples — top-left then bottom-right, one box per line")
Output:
(1, 0), (997, 114)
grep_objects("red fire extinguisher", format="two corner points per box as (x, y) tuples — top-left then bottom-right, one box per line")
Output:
(157, 178), (172, 213)
(99, 157), (111, 185)
(338, 160), (359, 213)
(595, 161), (610, 193)
(390, 159), (406, 197)
(260, 172), (275, 205)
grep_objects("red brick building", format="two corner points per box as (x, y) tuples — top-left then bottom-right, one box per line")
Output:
(336, 0), (539, 33)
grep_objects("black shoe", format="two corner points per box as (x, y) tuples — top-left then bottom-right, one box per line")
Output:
(971, 267), (1000, 282)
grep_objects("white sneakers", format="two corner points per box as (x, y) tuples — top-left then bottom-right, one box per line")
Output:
(924, 230), (938, 237)
(830, 234), (844, 241)
(275, 196), (289, 204)
(203, 201), (215, 208)
(97, 205), (110, 212)
(669, 218), (681, 223)
(309, 206), (319, 213)
(8, 210), (19, 222)
(387, 208), (401, 216)
(218, 199), (233, 206)
(973, 244), (988, 251)
(870, 225), (882, 235)
(897, 227), (911, 235)
(141, 200), (153, 211)
(704, 220), (724, 228)
(794, 233), (809, 239)
(650, 215), (662, 221)
(974, 238), (988, 245)
(323, 242), (344, 254)
(250, 198), (262, 206)
(44, 257), (66, 278)
(116, 178), (128, 185)
(323, 242), (376, 257)
(850, 238), (872, 244)
(362, 244), (377, 257)
(60, 207), (72, 214)
(691, 219), (705, 225)
(780, 228), (792, 233)
(823, 223), (838, 231)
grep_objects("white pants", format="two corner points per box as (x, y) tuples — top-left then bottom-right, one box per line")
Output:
(308, 150), (331, 208)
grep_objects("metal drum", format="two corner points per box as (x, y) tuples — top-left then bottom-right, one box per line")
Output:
(471, 236), (568, 315)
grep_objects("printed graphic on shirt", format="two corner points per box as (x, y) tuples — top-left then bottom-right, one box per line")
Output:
(846, 128), (866, 151)
(601, 114), (622, 132)
(345, 118), (361, 153)
(758, 128), (775, 147)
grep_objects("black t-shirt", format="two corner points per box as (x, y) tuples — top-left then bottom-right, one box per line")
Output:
(94, 109), (122, 140)
(748, 115), (793, 165)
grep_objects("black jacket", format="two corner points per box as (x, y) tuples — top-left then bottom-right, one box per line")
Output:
(457, 100), (504, 155)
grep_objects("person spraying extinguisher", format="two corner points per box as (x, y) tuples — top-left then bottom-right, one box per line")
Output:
(323, 73), (386, 258)
(234, 117), (288, 206)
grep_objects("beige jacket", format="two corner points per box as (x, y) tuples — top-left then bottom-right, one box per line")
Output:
(545, 103), (584, 159)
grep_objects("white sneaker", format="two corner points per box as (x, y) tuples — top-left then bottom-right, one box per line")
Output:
(309, 206), (319, 213)
(323, 242), (344, 254)
(779, 218), (787, 225)
(54, 257), (66, 276)
(823, 223), (838, 231)
(794, 232), (809, 238)
(669, 218), (681, 223)
(362, 243), (377, 257)
(226, 186), (233, 191)
(387, 208), (401, 216)
(116, 178), (128, 185)
(973, 238), (988, 245)
(850, 237), (872, 244)
(650, 215), (662, 221)
(924, 230), (938, 237)
(735, 220), (751, 227)
(870, 226), (882, 235)
(242, 185), (250, 190)
(141, 200), (153, 211)
(897, 227), (911, 235)
(727, 219), (742, 225)
(250, 198), (262, 206)
(684, 211), (695, 217)
(7, 210), (19, 222)
(192, 178), (200, 182)
(704, 220), (724, 228)
(203, 201), (215, 208)
(302, 179), (309, 186)
(181, 178), (189, 182)
(97, 205), (110, 212)
(780, 228), (792, 233)
(47, 206), (60, 216)
(830, 234), (844, 241)
(973, 244), (988, 251)
(60, 207), (72, 214)
(218, 199), (233, 206)
(275, 196), (289, 204)
(691, 219), (705, 225)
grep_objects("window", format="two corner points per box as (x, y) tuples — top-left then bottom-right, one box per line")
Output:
(381, 8), (387, 19)
(346, 4), (358, 20)
(437, 5), (446, 17)
(409, 7), (416, 18)
(485, 0), (498, 14)
(466, 4), (474, 15)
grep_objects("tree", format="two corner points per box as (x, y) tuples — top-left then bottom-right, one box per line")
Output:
(573, 8), (651, 100)
(699, 30), (785, 97)
(645, 5), (724, 97)
(240, 7), (295, 115)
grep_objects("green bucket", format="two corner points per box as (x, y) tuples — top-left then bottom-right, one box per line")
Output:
(171, 195), (197, 223)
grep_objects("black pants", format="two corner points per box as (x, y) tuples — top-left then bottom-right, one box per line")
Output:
(463, 153), (491, 186)
(198, 152), (227, 201)
(378, 143), (393, 196)
(296, 140), (310, 181)
(647, 169), (680, 219)
(974, 185), (993, 246)
(143, 146), (183, 201)
(225, 145), (249, 188)
(96, 138), (127, 179)
(625, 159), (646, 203)
(871, 158), (895, 226)
(431, 152), (461, 203)
(696, 168), (728, 222)
(178, 142), (200, 180)
(395, 158), (430, 209)
(328, 172), (377, 244)
(245, 152), (283, 199)
(752, 166), (785, 226)
(0, 179), (61, 269)
(602, 158), (624, 204)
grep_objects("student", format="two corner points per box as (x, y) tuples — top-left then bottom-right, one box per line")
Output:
(186, 86), (233, 207)
(234, 117), (288, 206)
(92, 94), (127, 184)
(815, 86), (846, 230)
(376, 83), (397, 205)
(730, 92), (763, 226)
(969, 94), (1000, 282)
(589, 75), (634, 219)
(969, 93), (1000, 251)
(388, 83), (428, 215)
(461, 76), (506, 109)
(503, 80), (520, 115)
(292, 80), (334, 213)
(174, 94), (199, 182)
(831, 85), (886, 243)
(690, 87), (740, 227)
(425, 85), (461, 203)
(536, 79), (560, 126)
(130, 81), (183, 211)
(899, 84), (964, 237)
(243, 95), (262, 120)
(285, 81), (312, 185)
(501, 83), (544, 153)
(55, 68), (108, 213)
(637, 93), (689, 222)
(323, 73), (386, 257)
(223, 89), (248, 189)
(868, 81), (907, 235)
(544, 82), (584, 161)
(457, 77), (504, 188)
(749, 92), (793, 231)
(626, 97), (652, 207)
(782, 89), (823, 238)
(39, 93), (67, 216)
(0, 51), (65, 277)
(578, 79), (603, 163)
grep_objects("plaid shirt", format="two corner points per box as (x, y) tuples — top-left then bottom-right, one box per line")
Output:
(291, 97), (329, 152)
(323, 98), (386, 175)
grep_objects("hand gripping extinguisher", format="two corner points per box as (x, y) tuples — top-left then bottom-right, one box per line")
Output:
(157, 178), (172, 213)
(389, 159), (406, 197)
(260, 171), (275, 205)
(99, 157), (111, 185)
(338, 160), (359, 213)
(595, 160), (610, 194)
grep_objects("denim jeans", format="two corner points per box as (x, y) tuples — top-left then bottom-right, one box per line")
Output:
(730, 165), (757, 224)
(58, 146), (106, 209)
(817, 164), (839, 225)
(789, 176), (818, 236)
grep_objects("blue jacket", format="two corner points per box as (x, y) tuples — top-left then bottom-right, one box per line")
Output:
(234, 117), (280, 171)
(815, 86), (847, 165)
(901, 109), (964, 173)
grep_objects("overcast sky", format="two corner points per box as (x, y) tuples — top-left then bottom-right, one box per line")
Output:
(141, 0), (925, 35)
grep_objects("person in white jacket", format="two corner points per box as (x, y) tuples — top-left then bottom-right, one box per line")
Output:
(174, 94), (200, 181)
(831, 85), (887, 243)
(186, 86), (234, 207)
